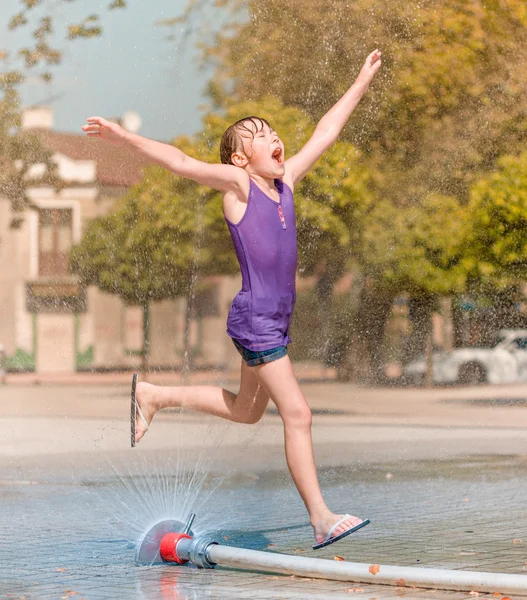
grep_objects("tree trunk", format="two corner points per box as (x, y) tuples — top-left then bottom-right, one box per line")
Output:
(141, 303), (150, 379)
(182, 293), (193, 384)
(407, 295), (435, 387)
(338, 277), (394, 384)
(315, 270), (336, 365)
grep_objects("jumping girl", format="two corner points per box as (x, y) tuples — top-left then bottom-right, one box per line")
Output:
(82, 48), (382, 549)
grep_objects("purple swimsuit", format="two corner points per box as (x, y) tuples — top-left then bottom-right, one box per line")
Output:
(224, 179), (298, 351)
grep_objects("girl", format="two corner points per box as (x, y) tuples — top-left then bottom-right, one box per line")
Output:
(83, 49), (381, 549)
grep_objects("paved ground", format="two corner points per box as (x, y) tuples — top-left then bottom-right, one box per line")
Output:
(1, 375), (527, 599)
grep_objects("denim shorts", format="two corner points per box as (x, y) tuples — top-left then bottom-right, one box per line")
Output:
(232, 338), (288, 367)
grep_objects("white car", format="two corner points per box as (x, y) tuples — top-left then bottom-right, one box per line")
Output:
(403, 329), (527, 385)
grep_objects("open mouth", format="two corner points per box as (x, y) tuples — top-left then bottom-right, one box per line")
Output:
(272, 148), (284, 165)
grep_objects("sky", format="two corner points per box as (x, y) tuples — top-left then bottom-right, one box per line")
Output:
(2, 0), (220, 140)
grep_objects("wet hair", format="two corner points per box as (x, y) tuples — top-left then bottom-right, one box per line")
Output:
(220, 116), (272, 165)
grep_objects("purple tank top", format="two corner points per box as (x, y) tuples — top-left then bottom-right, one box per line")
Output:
(224, 178), (298, 351)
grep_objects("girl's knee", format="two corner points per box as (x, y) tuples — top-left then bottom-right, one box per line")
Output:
(282, 402), (312, 429)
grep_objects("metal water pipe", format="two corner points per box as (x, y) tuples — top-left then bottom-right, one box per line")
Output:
(137, 514), (527, 596)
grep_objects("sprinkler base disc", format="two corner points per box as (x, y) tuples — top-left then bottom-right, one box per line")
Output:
(136, 519), (185, 565)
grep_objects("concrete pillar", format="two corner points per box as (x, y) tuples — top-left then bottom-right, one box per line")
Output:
(36, 313), (75, 373)
(150, 300), (178, 367)
(91, 288), (124, 367)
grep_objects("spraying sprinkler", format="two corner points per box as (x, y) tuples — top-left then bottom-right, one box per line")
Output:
(137, 513), (217, 569)
(136, 514), (527, 596)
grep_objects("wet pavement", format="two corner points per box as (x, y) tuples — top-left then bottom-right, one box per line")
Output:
(1, 380), (527, 599)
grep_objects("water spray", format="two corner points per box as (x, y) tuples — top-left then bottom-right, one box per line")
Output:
(137, 514), (527, 595)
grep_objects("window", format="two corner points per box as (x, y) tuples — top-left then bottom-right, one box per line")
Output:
(38, 208), (73, 277)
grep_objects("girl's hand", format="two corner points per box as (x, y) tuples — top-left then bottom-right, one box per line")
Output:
(82, 117), (129, 145)
(358, 49), (382, 83)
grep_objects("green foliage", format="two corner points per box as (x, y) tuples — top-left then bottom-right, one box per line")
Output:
(184, 0), (527, 325)
(6, 348), (35, 372)
(196, 0), (527, 205)
(465, 152), (527, 284)
(2, 1), (124, 215)
(76, 345), (94, 369)
(6, 1), (125, 75)
(362, 194), (468, 296)
(69, 172), (233, 305)
(0, 79), (58, 215)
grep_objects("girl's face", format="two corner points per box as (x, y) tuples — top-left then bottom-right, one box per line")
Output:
(239, 122), (285, 179)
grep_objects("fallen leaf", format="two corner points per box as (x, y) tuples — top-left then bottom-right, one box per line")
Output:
(334, 555), (345, 561)
(345, 588), (365, 593)
(267, 543), (276, 547)
(395, 578), (406, 587)
(513, 539), (523, 544)
(369, 564), (380, 575)
(56, 568), (66, 573)
(501, 597), (512, 600)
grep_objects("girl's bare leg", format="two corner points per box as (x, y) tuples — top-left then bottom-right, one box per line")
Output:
(254, 355), (363, 543)
(134, 359), (269, 442)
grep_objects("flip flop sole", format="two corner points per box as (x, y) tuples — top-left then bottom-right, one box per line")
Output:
(130, 373), (138, 448)
(312, 518), (370, 550)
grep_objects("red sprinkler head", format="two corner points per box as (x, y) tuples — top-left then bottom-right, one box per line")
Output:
(159, 513), (195, 564)
(159, 531), (192, 563)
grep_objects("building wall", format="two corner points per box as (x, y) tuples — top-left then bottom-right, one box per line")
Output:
(36, 313), (75, 373)
(91, 288), (127, 368)
(0, 200), (21, 355)
(0, 199), (36, 371)
(0, 178), (245, 374)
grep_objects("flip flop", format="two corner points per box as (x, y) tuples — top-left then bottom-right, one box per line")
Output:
(130, 373), (149, 448)
(312, 516), (370, 550)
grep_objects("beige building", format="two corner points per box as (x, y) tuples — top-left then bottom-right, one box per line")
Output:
(0, 107), (240, 374)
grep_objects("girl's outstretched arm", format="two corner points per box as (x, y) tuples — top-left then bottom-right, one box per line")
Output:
(82, 118), (247, 194)
(285, 49), (382, 186)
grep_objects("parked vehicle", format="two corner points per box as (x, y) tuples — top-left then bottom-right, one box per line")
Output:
(403, 329), (527, 385)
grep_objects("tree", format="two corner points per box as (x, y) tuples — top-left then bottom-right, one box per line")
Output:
(178, 0), (527, 380)
(0, 73), (58, 222)
(69, 159), (238, 373)
(194, 0), (527, 204)
(1, 1), (127, 215)
(348, 194), (469, 383)
(466, 152), (527, 285)
(6, 0), (126, 83)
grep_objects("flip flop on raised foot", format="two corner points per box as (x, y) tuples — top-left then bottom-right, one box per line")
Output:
(312, 516), (370, 550)
(130, 373), (149, 448)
